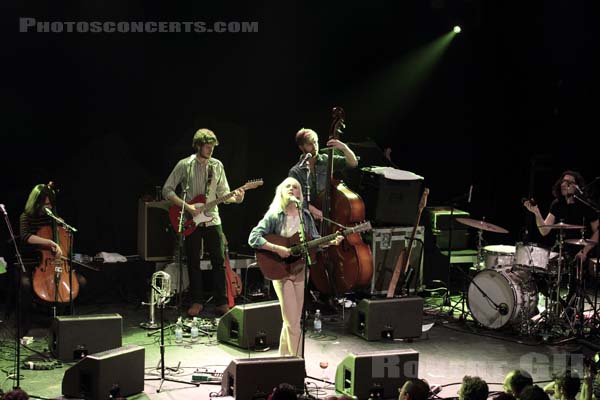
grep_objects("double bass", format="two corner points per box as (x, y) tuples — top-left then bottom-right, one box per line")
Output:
(309, 107), (373, 295)
(32, 183), (79, 304)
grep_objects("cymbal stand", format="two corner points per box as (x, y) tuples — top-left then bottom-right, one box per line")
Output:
(566, 253), (600, 336)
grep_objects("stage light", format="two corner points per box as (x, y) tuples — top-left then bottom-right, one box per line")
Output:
(453, 26), (461, 33)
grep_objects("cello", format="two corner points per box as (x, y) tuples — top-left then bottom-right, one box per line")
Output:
(32, 183), (79, 304)
(309, 107), (373, 295)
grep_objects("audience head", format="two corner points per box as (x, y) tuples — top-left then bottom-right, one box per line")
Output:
(398, 378), (430, 400)
(504, 369), (534, 398)
(554, 370), (581, 400)
(520, 385), (550, 400)
(2, 389), (29, 400)
(459, 375), (489, 400)
(494, 393), (517, 400)
(270, 383), (297, 400)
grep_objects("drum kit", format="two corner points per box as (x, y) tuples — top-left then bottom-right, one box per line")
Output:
(454, 217), (598, 337)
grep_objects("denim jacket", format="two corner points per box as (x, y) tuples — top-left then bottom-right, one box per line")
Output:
(248, 208), (320, 249)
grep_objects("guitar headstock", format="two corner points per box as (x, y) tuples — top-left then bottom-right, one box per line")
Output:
(419, 188), (430, 212)
(349, 221), (372, 234)
(243, 179), (264, 190)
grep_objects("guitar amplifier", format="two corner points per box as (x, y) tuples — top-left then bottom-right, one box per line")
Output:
(137, 200), (175, 261)
(369, 226), (425, 295)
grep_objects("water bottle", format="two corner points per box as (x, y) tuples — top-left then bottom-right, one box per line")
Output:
(174, 317), (184, 344)
(190, 317), (199, 343)
(313, 309), (322, 334)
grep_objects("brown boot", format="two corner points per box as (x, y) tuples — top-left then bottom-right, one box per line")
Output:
(187, 303), (203, 317)
(215, 304), (231, 316)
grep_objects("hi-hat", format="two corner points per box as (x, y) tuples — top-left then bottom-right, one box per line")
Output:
(540, 222), (584, 230)
(565, 238), (598, 246)
(456, 217), (509, 234)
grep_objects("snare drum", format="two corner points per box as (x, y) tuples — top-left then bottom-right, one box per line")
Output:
(468, 268), (538, 329)
(514, 243), (556, 273)
(483, 245), (516, 269)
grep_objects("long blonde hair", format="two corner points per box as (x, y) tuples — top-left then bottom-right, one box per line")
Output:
(267, 177), (304, 214)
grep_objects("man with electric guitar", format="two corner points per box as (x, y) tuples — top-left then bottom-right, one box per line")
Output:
(163, 128), (251, 317)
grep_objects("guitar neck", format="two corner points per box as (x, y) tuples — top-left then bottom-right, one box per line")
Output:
(203, 186), (243, 209)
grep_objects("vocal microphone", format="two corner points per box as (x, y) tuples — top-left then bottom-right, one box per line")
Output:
(498, 303), (509, 316)
(0, 204), (6, 215)
(299, 152), (313, 166)
(573, 184), (585, 195)
(467, 185), (473, 204)
(44, 207), (56, 217)
(289, 196), (302, 206)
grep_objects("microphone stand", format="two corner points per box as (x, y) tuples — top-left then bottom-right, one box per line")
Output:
(144, 285), (199, 392)
(1, 205), (29, 392)
(294, 201), (320, 399)
(175, 158), (194, 310)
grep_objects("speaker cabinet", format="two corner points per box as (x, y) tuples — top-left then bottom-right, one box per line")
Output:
(62, 344), (145, 400)
(360, 173), (424, 226)
(137, 199), (175, 261)
(335, 349), (419, 399)
(217, 300), (282, 350)
(350, 297), (423, 341)
(50, 314), (123, 361)
(222, 357), (305, 399)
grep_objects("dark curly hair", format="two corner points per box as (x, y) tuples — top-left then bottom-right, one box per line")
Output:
(552, 170), (585, 199)
(460, 376), (489, 400)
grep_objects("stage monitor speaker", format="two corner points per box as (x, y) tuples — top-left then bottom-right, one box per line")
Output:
(221, 356), (305, 399)
(350, 297), (423, 341)
(335, 349), (419, 400)
(50, 314), (123, 362)
(62, 344), (145, 400)
(360, 173), (423, 226)
(137, 199), (175, 261)
(217, 300), (282, 350)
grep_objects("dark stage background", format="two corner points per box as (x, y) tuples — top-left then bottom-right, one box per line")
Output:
(1, 2), (598, 262)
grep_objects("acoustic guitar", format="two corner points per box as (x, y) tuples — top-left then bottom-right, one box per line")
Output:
(256, 222), (372, 280)
(386, 188), (429, 298)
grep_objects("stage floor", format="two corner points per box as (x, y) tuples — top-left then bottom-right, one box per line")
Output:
(1, 295), (599, 400)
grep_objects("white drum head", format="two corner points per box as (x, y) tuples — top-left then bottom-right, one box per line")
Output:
(468, 269), (514, 329)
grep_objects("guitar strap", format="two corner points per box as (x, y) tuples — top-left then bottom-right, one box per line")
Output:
(205, 163), (214, 197)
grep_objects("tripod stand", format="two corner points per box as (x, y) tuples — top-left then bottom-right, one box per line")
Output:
(145, 284), (199, 393)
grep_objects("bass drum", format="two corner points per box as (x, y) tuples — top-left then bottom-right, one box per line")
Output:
(467, 268), (538, 329)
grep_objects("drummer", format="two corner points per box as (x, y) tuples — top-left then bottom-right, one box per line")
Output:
(523, 170), (598, 263)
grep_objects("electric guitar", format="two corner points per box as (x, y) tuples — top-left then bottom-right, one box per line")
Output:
(168, 179), (263, 236)
(255, 221), (372, 280)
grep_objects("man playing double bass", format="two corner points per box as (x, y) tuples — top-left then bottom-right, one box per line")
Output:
(288, 128), (358, 221)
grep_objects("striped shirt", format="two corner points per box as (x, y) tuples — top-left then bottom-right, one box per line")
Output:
(162, 155), (231, 226)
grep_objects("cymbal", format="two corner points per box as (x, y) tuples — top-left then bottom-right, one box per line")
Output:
(565, 238), (598, 246)
(456, 217), (509, 234)
(540, 222), (584, 230)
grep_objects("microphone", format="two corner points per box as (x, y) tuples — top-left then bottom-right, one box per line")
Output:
(467, 185), (473, 204)
(299, 152), (313, 166)
(289, 196), (301, 206)
(0, 204), (6, 215)
(498, 303), (509, 316)
(573, 184), (585, 195)
(44, 207), (55, 217)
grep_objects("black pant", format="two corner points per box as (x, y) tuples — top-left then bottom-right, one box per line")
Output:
(184, 224), (227, 306)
